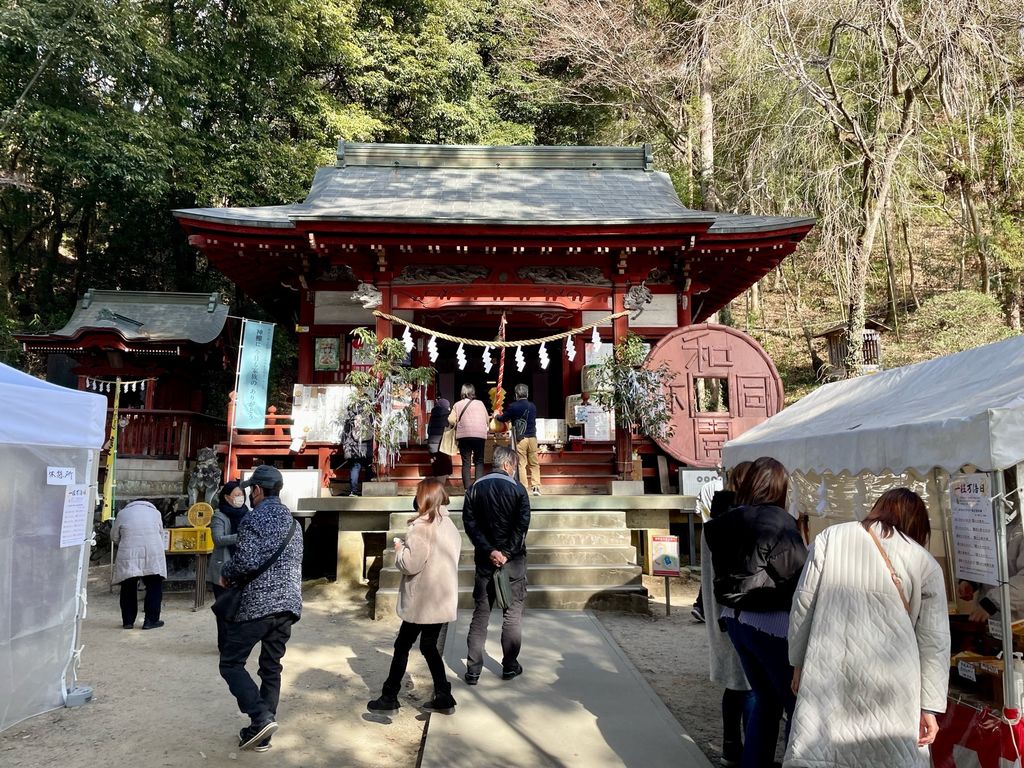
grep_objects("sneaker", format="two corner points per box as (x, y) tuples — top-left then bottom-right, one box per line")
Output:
(252, 736), (272, 753)
(239, 720), (278, 751)
(421, 692), (457, 714)
(690, 605), (705, 623)
(366, 694), (400, 713)
(464, 672), (479, 686)
(141, 620), (165, 630)
(531, 486), (542, 496)
(501, 662), (523, 681)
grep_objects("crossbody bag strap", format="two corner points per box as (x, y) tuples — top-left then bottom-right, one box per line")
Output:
(236, 519), (298, 588)
(865, 524), (911, 615)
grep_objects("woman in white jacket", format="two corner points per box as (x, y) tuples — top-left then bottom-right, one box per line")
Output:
(785, 488), (950, 767)
(111, 500), (168, 629)
(368, 478), (462, 715)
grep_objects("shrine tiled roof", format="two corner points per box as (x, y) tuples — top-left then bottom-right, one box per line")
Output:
(174, 142), (812, 232)
(21, 289), (228, 345)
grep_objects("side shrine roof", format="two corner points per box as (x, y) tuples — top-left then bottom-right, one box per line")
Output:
(18, 289), (229, 346)
(174, 142), (812, 232)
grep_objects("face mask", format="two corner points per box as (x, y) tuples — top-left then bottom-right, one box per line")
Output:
(229, 496), (245, 508)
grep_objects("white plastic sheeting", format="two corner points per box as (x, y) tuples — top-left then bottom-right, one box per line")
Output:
(723, 334), (1024, 476)
(0, 364), (105, 732)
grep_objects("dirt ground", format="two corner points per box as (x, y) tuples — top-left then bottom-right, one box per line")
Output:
(0, 571), (725, 767)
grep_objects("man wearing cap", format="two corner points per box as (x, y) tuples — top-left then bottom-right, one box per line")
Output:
(218, 464), (303, 752)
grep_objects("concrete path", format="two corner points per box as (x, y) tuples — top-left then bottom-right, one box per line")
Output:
(422, 609), (713, 768)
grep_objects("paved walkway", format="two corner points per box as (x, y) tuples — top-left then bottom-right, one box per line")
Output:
(422, 610), (713, 768)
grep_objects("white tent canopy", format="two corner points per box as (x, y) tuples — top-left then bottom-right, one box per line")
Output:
(723, 334), (1024, 475)
(0, 363), (106, 731)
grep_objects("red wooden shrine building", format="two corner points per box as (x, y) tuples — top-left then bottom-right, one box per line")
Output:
(174, 142), (814, 488)
(16, 288), (230, 462)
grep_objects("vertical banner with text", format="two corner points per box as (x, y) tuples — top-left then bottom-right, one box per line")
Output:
(236, 320), (275, 429)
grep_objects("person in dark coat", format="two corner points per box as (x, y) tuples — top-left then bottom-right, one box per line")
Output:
(461, 445), (531, 684)
(426, 396), (453, 485)
(703, 457), (808, 768)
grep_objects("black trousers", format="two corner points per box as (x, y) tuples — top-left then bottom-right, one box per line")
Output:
(458, 437), (485, 489)
(119, 574), (163, 626)
(219, 613), (295, 725)
(211, 583), (228, 651)
(382, 621), (450, 697)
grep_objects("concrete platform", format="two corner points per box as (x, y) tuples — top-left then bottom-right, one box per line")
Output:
(422, 609), (713, 768)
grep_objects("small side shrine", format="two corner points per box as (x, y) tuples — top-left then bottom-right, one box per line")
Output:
(16, 289), (231, 461)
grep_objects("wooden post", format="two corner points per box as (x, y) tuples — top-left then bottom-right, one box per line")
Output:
(297, 290), (315, 384)
(664, 576), (671, 616)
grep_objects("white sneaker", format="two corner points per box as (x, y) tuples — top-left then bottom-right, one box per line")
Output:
(532, 486), (542, 496)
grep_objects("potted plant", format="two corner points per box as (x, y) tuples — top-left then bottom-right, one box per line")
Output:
(342, 328), (434, 484)
(590, 333), (675, 481)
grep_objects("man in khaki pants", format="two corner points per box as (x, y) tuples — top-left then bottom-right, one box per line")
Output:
(496, 383), (541, 495)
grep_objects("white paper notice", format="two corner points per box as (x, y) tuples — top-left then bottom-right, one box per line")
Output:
(59, 484), (90, 548)
(949, 473), (999, 586)
(47, 467), (76, 485)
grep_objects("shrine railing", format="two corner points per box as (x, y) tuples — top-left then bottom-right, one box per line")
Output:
(108, 409), (227, 463)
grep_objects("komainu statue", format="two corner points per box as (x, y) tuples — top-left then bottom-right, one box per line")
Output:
(188, 447), (221, 507)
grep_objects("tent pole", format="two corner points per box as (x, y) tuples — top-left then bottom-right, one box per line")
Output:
(991, 469), (1018, 720)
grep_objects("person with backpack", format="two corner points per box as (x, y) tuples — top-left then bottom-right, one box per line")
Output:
(495, 383), (541, 495)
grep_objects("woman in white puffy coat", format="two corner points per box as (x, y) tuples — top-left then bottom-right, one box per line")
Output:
(111, 500), (168, 630)
(785, 488), (950, 767)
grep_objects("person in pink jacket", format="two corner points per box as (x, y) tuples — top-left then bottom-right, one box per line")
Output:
(368, 479), (463, 714)
(450, 383), (489, 490)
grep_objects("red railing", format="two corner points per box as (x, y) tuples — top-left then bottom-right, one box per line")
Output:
(109, 409), (226, 462)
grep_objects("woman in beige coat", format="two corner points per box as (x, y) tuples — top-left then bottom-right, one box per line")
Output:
(368, 478), (462, 714)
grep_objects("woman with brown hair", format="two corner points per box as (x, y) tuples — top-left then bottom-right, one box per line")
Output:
(783, 488), (950, 767)
(368, 478), (463, 714)
(704, 456), (808, 768)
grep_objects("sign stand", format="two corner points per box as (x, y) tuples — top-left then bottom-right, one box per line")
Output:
(651, 535), (681, 618)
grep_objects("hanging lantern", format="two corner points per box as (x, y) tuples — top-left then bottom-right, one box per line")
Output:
(538, 342), (549, 370)
(482, 345), (493, 374)
(427, 335), (438, 363)
(566, 336), (577, 363)
(515, 345), (525, 372)
(402, 325), (414, 355)
(456, 342), (467, 371)
(591, 326), (602, 356)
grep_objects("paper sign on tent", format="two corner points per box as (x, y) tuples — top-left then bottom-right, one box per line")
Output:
(59, 484), (90, 548)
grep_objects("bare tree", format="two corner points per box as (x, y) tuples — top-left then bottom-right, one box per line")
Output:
(735, 0), (1018, 374)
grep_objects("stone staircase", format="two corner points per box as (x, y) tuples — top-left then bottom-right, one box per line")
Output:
(374, 495), (648, 619)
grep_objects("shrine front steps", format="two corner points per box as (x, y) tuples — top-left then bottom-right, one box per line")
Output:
(384, 445), (617, 495)
(374, 507), (649, 618)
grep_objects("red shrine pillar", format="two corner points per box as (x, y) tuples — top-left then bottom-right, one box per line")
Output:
(612, 282), (632, 479)
(678, 290), (693, 327)
(375, 281), (392, 341)
(298, 290), (315, 384)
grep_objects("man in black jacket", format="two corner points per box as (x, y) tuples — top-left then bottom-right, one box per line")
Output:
(462, 445), (531, 684)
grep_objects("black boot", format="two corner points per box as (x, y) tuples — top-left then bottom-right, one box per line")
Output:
(422, 691), (456, 714)
(367, 693), (400, 713)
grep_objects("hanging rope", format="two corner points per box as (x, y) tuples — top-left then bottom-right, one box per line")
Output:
(371, 310), (629, 347)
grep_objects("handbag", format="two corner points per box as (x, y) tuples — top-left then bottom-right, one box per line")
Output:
(440, 401), (467, 457)
(212, 519), (298, 622)
(493, 565), (514, 610)
(865, 524), (911, 615)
